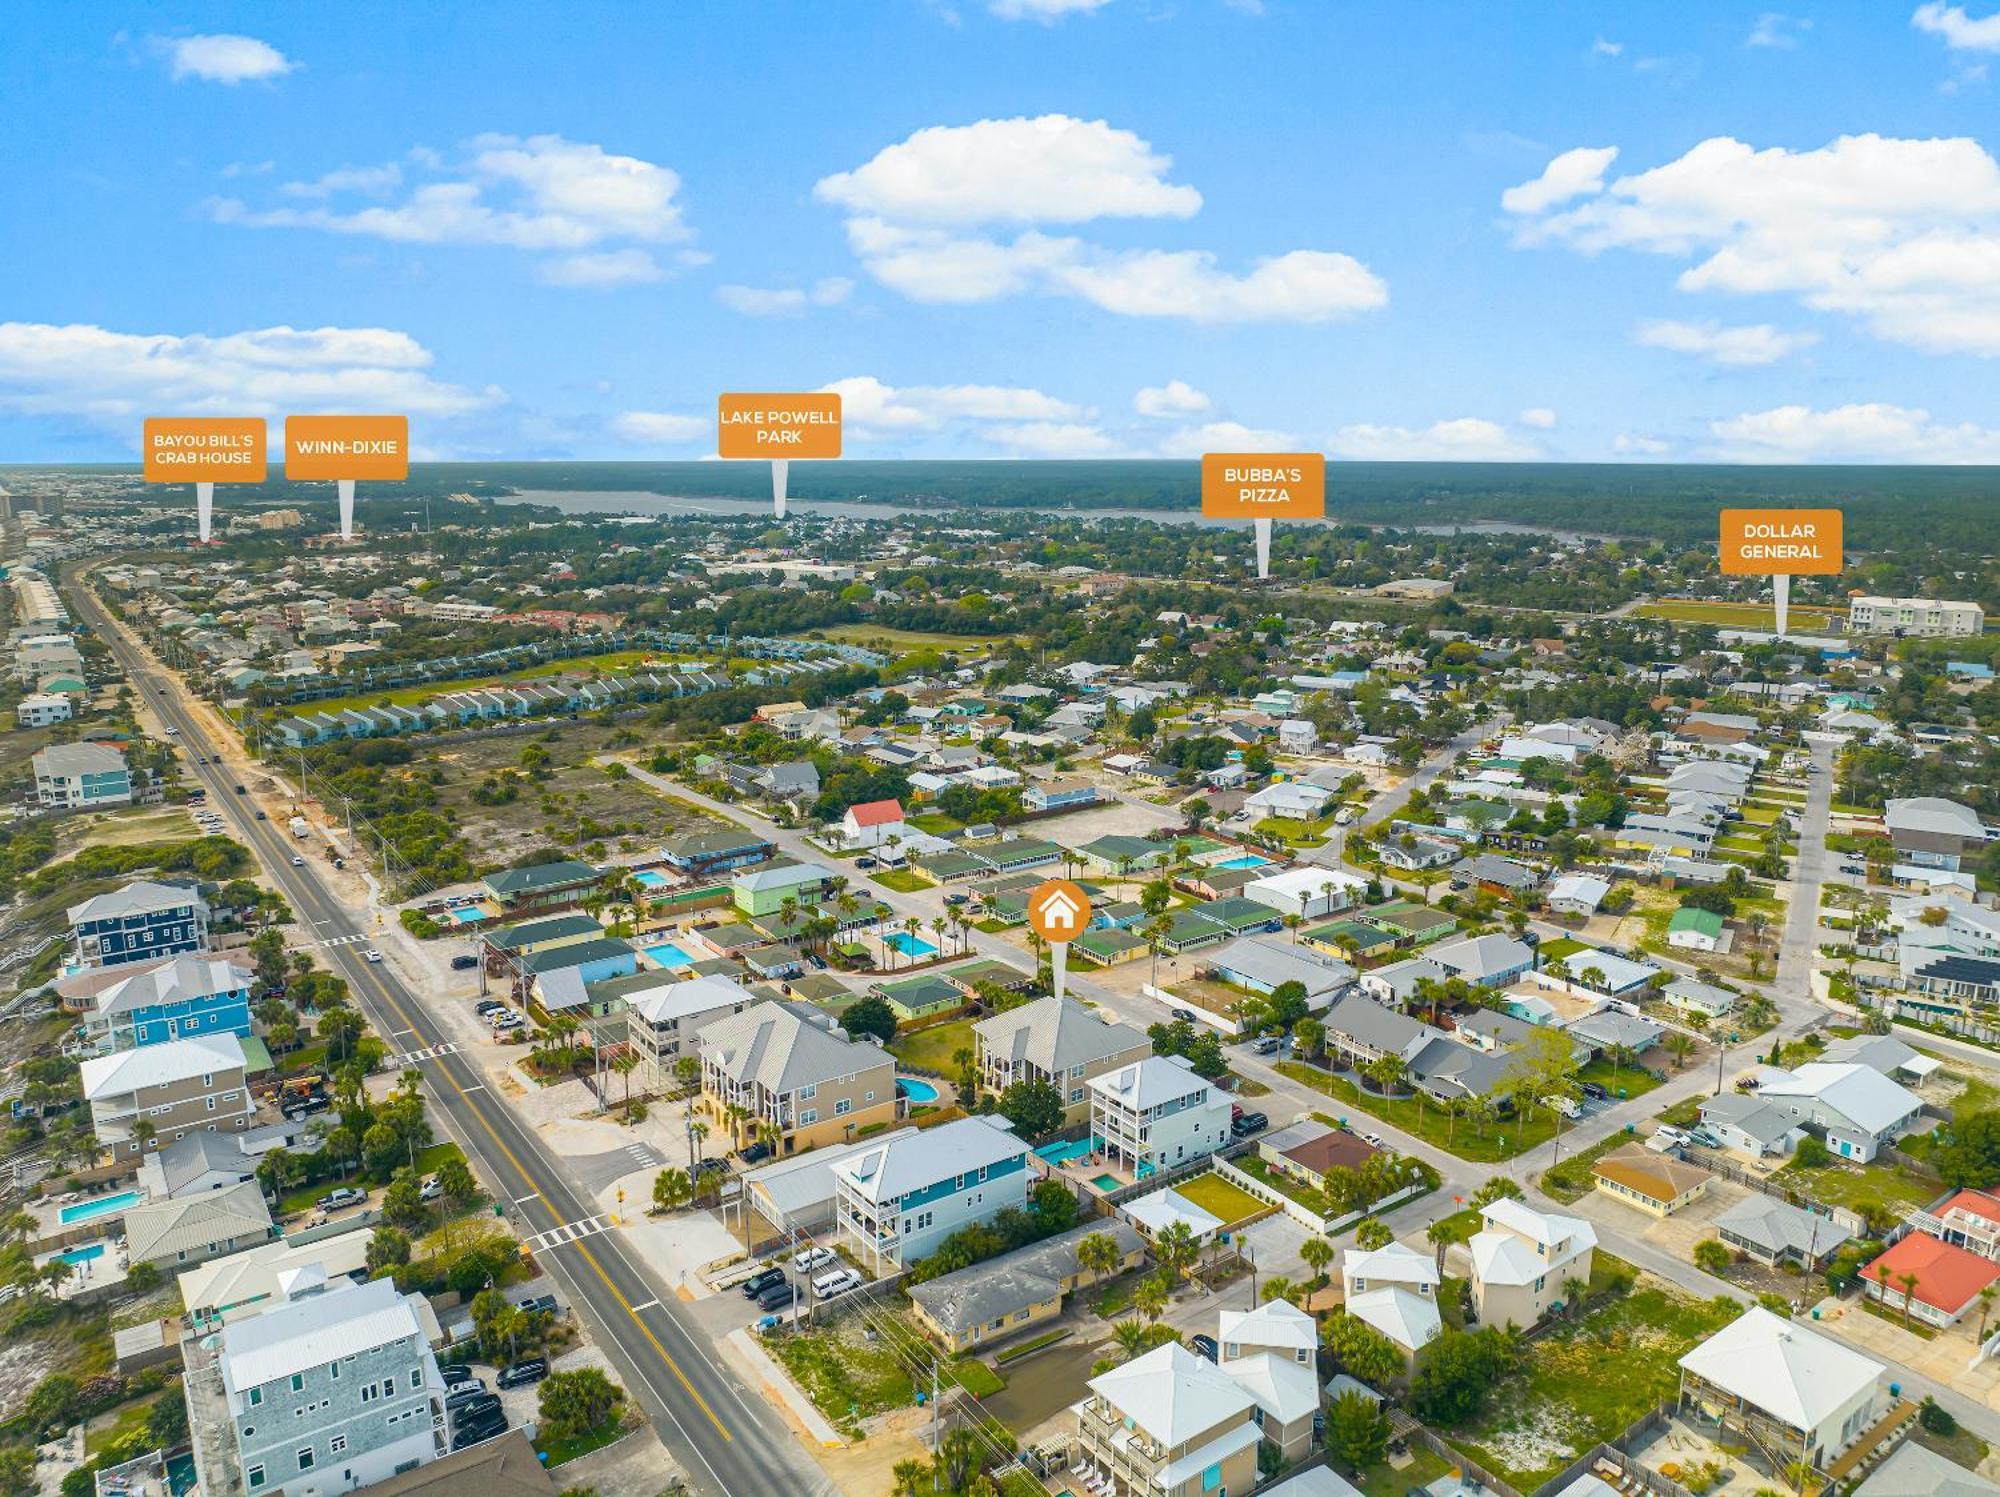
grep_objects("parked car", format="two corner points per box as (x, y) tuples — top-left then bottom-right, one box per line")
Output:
(741, 1141), (773, 1164)
(1579, 1081), (1610, 1101)
(1190, 1334), (1218, 1362)
(317, 1187), (366, 1211)
(436, 1364), (473, 1386)
(516, 1294), (559, 1317)
(1171, 1008), (1197, 1025)
(1230, 1112), (1268, 1137)
(812, 1267), (862, 1300)
(496, 1358), (549, 1390)
(419, 1176), (442, 1202)
(451, 1414), (507, 1451)
(755, 1281), (799, 1312)
(1359, 1131), (1383, 1148)
(741, 1267), (787, 1299)
(452, 1393), (502, 1425)
(443, 1378), (485, 1403)
(855, 857), (877, 870)
(451, 954), (479, 970)
(793, 1245), (836, 1274)
(475, 999), (506, 1014)
(1251, 1035), (1281, 1055)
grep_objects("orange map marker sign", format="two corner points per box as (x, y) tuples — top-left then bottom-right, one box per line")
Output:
(143, 417), (267, 543)
(284, 415), (410, 539)
(1028, 878), (1092, 1001)
(1201, 452), (1326, 579)
(1719, 508), (1843, 639)
(718, 393), (842, 519)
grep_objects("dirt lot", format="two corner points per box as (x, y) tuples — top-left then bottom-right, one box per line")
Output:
(426, 722), (722, 865)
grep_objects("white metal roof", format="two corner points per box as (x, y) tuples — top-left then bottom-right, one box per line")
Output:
(80, 1031), (246, 1100)
(1346, 1285), (1441, 1352)
(1218, 1297), (1318, 1356)
(1343, 1240), (1440, 1290)
(1677, 1306), (1881, 1431)
(627, 972), (754, 1024)
(1757, 1062), (1921, 1135)
(833, 1114), (1026, 1206)
(1087, 1340), (1257, 1445)
(1088, 1053), (1215, 1110)
(1122, 1187), (1224, 1239)
(221, 1276), (426, 1397)
(1221, 1349), (1320, 1424)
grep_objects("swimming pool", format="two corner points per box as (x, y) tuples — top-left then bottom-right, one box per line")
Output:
(449, 907), (489, 925)
(641, 941), (695, 970)
(1215, 854), (1274, 871)
(57, 1243), (105, 1266)
(1035, 1138), (1093, 1165)
(633, 869), (670, 889)
(885, 932), (939, 958)
(1089, 1174), (1122, 1192)
(897, 1077), (940, 1103)
(59, 1190), (140, 1225)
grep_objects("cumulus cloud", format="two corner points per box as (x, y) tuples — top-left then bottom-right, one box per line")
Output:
(1635, 318), (1819, 365)
(1500, 146), (1618, 215)
(1592, 37), (1625, 56)
(1518, 407), (1558, 429)
(1707, 402), (2000, 462)
(716, 278), (854, 317)
(209, 133), (692, 286)
(0, 322), (498, 438)
(1747, 12), (1811, 47)
(1331, 418), (1540, 461)
(988, 0), (1112, 20)
(815, 116), (1386, 323)
(1613, 433), (1671, 456)
(1156, 420), (1300, 458)
(1503, 132), (2000, 355)
(818, 374), (1090, 438)
(1134, 380), (1211, 418)
(982, 422), (1120, 456)
(610, 411), (708, 446)
(1913, 2), (2000, 50)
(161, 33), (294, 84)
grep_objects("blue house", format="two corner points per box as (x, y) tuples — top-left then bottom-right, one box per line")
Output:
(89, 954), (254, 1052)
(68, 881), (212, 971)
(833, 1115), (1031, 1273)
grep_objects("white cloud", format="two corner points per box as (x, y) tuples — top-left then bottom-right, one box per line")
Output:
(610, 411), (708, 446)
(988, 0), (1111, 20)
(1504, 132), (2000, 355)
(1635, 318), (1819, 365)
(818, 375), (1088, 437)
(1134, 380), (1211, 418)
(1613, 433), (1670, 455)
(1708, 401), (2000, 462)
(1501, 147), (1619, 215)
(1913, 2), (2000, 50)
(716, 278), (854, 317)
(817, 116), (1385, 324)
(1156, 420), (1300, 458)
(211, 134), (692, 286)
(0, 322), (498, 437)
(983, 422), (1120, 456)
(815, 115), (1199, 226)
(162, 33), (293, 84)
(1518, 407), (1558, 429)
(1332, 418), (1540, 461)
(1747, 12), (1811, 47)
(281, 164), (402, 199)
(539, 250), (664, 287)
(1591, 37), (1625, 56)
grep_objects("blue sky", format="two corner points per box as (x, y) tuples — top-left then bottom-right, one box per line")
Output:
(5, 0), (2000, 464)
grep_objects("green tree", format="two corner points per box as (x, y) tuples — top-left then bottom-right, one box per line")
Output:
(1325, 1389), (1391, 1473)
(1321, 1310), (1403, 1389)
(1409, 1326), (1518, 1425)
(381, 1171), (429, 1232)
(997, 1078), (1066, 1140)
(1693, 1239), (1734, 1275)
(840, 995), (899, 1044)
(1935, 1112), (2000, 1188)
(435, 1154), (480, 1212)
(652, 1168), (693, 1214)
(539, 1369), (626, 1441)
(367, 1226), (412, 1278)
(1354, 1219), (1394, 1251)
(1075, 1231), (1122, 1283)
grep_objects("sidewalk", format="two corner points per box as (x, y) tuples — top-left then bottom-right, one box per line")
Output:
(723, 1327), (846, 1449)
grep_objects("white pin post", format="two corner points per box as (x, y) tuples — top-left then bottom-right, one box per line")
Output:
(718, 395), (841, 522)
(772, 459), (789, 521)
(1772, 574), (1790, 641)
(337, 479), (357, 541)
(1201, 452), (1325, 583)
(1254, 518), (1272, 580)
(143, 419), (265, 539)
(196, 482), (214, 544)
(1027, 878), (1091, 1008)
(1051, 942), (1069, 1004)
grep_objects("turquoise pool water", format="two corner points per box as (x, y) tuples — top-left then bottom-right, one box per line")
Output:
(1089, 1173), (1121, 1191)
(886, 932), (939, 957)
(449, 907), (489, 924)
(642, 941), (694, 970)
(897, 1077), (940, 1103)
(634, 869), (670, 888)
(57, 1243), (105, 1266)
(1216, 854), (1274, 870)
(60, 1190), (140, 1224)
(1035, 1138), (1094, 1165)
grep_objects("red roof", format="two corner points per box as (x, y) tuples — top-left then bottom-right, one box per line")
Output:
(846, 799), (906, 828)
(1862, 1232), (2000, 1313)
(1941, 1189), (2000, 1228)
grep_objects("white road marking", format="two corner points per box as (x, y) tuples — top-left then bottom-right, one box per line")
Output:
(630, 1298), (661, 1312)
(526, 1215), (612, 1252)
(387, 1041), (460, 1066)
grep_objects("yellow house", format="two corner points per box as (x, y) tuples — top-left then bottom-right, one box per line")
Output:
(1591, 1144), (1711, 1218)
(908, 1219), (1144, 1353)
(697, 1000), (897, 1154)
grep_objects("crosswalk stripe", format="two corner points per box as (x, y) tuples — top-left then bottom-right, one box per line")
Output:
(526, 1215), (611, 1252)
(387, 1041), (460, 1066)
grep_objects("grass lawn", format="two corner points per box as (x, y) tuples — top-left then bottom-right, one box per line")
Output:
(1576, 1057), (1662, 1101)
(813, 624), (1018, 653)
(766, 1311), (1001, 1423)
(538, 1418), (631, 1467)
(1255, 816), (1332, 847)
(1538, 937), (1591, 964)
(1540, 1129), (1642, 1204)
(1774, 1157), (1940, 1219)
(908, 812), (964, 835)
(1173, 1170), (1269, 1227)
(871, 868), (932, 893)
(888, 1017), (978, 1074)
(85, 1393), (166, 1457)
(1343, 1443), (1455, 1497)
(1634, 599), (1838, 630)
(1281, 1062), (1556, 1161)
(1449, 1277), (1740, 1490)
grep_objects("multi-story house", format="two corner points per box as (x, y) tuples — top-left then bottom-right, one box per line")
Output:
(81, 1032), (254, 1155)
(212, 1276), (446, 1497)
(1210, 1299), (1320, 1464)
(1849, 595), (1984, 638)
(731, 861), (835, 918)
(1088, 1055), (1231, 1180)
(657, 827), (775, 880)
(1754, 1062), (1922, 1162)
(1023, 776), (1099, 814)
(974, 996), (1151, 1126)
(623, 973), (755, 1090)
(1883, 797), (1992, 872)
(33, 742), (134, 811)
(1469, 1196), (1597, 1329)
(833, 1114), (1031, 1272)
(697, 1000), (895, 1154)
(86, 954), (253, 1052)
(1073, 1342), (1262, 1497)
(68, 880), (211, 971)
(1908, 1187), (2000, 1262)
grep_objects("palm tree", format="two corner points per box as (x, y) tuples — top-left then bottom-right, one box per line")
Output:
(1261, 1275), (1295, 1305)
(1354, 1219), (1394, 1251)
(1299, 1235), (1335, 1285)
(1112, 1320), (1153, 1362)
(1664, 1032), (1695, 1071)
(1977, 1284), (1999, 1344)
(1898, 1270), (1921, 1327)
(1076, 1231), (1121, 1284)
(1562, 1275), (1589, 1320)
(612, 1052), (639, 1111)
(1426, 1217), (1455, 1276)
(130, 1118), (157, 1156)
(1284, 913), (1303, 945)
(1143, 914), (1173, 992)
(1133, 1274), (1169, 1324)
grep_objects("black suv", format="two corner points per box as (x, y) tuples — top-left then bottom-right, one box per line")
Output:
(497, 1358), (549, 1390)
(452, 1393), (502, 1425)
(741, 1267), (787, 1299)
(756, 1281), (799, 1312)
(1230, 1111), (1269, 1137)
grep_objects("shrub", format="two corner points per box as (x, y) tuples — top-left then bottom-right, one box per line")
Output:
(1693, 1239), (1735, 1274)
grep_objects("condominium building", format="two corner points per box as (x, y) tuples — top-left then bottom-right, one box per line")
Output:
(68, 880), (212, 970)
(1849, 595), (1984, 638)
(80, 1032), (254, 1154)
(1073, 1342), (1262, 1497)
(833, 1114), (1031, 1272)
(622, 972), (755, 1089)
(86, 954), (254, 1052)
(697, 1000), (895, 1154)
(1087, 1055), (1231, 1181)
(33, 741), (133, 811)
(974, 996), (1151, 1125)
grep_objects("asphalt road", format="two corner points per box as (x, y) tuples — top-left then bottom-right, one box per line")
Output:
(70, 574), (824, 1497)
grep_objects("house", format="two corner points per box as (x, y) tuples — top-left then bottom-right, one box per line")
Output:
(1469, 1197), (1597, 1330)
(1089, 1055), (1231, 1180)
(1321, 993), (1446, 1068)
(1853, 1442), (2000, 1497)
(1341, 1241), (1441, 1356)
(1883, 797), (1990, 872)
(1218, 1297), (1317, 1370)
(85, 954), (253, 1052)
(1668, 908), (1725, 952)
(1074, 1342), (1263, 1497)
(658, 827), (776, 878)
(973, 996), (1151, 1126)
(1024, 777), (1100, 814)
(139, 1129), (262, 1199)
(833, 1114), (1031, 1272)
(17, 692), (72, 727)
(1357, 957), (1451, 1010)
(732, 861), (835, 917)
(1713, 1196), (1852, 1269)
(624, 973), (756, 1090)
(740, 1129), (919, 1243)
(697, 1000), (896, 1154)
(1258, 1120), (1380, 1193)
(1817, 1036), (1941, 1086)
(840, 799), (907, 849)
(1698, 1093), (1801, 1158)
(1664, 977), (1738, 1021)
(1754, 1062), (1923, 1161)
(1676, 1307), (1886, 1475)
(81, 1032), (254, 1155)
(355, 1432), (555, 1497)
(479, 859), (605, 918)
(1244, 781), (1333, 821)
(1241, 867), (1365, 922)
(1590, 1144), (1710, 1217)
(907, 1219), (1145, 1352)
(1204, 938), (1354, 1007)
(68, 884), (209, 976)
(32, 741), (133, 811)
(1546, 874), (1611, 916)
(1911, 1188), (2000, 1261)
(179, 1230), (376, 1331)
(1454, 854), (1543, 897)
(1427, 933), (1535, 988)
(1564, 1008), (1665, 1057)
(211, 1275), (446, 1497)
(522, 937), (639, 1009)
(1376, 833), (1461, 871)
(1123, 1187), (1226, 1246)
(1861, 1233), (2000, 1328)
(1217, 1340), (1320, 1465)
(122, 1179), (275, 1268)
(1277, 720), (1318, 754)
